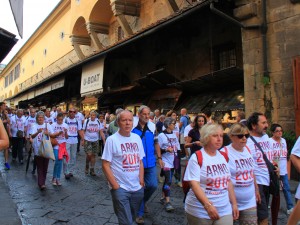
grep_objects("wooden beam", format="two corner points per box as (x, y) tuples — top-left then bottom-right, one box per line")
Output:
(163, 0), (179, 13)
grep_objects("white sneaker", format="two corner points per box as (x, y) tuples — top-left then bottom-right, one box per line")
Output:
(287, 207), (294, 215)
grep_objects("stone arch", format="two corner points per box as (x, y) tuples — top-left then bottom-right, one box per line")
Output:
(89, 0), (113, 24)
(14, 86), (19, 95)
(72, 16), (89, 37)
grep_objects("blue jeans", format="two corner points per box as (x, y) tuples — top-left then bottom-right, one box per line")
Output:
(280, 174), (294, 210)
(138, 166), (158, 217)
(53, 148), (62, 179)
(111, 187), (144, 225)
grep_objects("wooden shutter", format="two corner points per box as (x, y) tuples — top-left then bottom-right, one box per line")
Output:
(293, 57), (300, 136)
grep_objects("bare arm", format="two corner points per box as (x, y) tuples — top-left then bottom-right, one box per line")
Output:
(102, 160), (120, 190)
(228, 180), (239, 220)
(0, 120), (9, 150)
(139, 160), (144, 187)
(287, 201), (300, 225)
(100, 130), (106, 145)
(155, 142), (164, 168)
(290, 154), (300, 173)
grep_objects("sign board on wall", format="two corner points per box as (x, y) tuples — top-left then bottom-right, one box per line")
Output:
(80, 57), (105, 96)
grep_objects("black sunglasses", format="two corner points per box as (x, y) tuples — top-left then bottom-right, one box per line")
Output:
(69, 111), (75, 113)
(233, 134), (250, 139)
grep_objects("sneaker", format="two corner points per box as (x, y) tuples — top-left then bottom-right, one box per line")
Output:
(177, 182), (182, 187)
(90, 168), (96, 176)
(135, 217), (144, 225)
(52, 178), (57, 186)
(40, 185), (46, 191)
(4, 162), (10, 170)
(65, 174), (71, 180)
(69, 173), (73, 177)
(56, 180), (62, 186)
(165, 202), (175, 212)
(287, 208), (294, 215)
(160, 197), (166, 205)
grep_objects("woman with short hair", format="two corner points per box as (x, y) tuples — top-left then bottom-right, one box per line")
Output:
(220, 123), (259, 224)
(30, 111), (53, 190)
(157, 117), (181, 212)
(82, 110), (106, 176)
(184, 123), (238, 225)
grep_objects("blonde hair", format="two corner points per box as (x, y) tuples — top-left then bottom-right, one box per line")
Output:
(228, 123), (249, 136)
(200, 123), (223, 147)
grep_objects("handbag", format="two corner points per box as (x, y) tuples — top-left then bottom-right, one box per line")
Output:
(250, 136), (280, 196)
(38, 134), (55, 160)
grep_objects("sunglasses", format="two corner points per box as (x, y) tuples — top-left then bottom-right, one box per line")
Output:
(69, 111), (75, 113)
(274, 130), (283, 133)
(233, 134), (250, 139)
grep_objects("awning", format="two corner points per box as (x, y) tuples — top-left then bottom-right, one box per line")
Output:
(80, 57), (105, 97)
(174, 90), (244, 114)
(35, 78), (64, 97)
(169, 66), (243, 93)
(135, 68), (180, 90)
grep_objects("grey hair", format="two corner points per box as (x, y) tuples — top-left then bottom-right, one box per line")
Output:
(138, 105), (150, 114)
(164, 117), (175, 128)
(150, 111), (154, 117)
(200, 123), (223, 147)
(115, 108), (124, 115)
(116, 110), (133, 122)
(36, 111), (45, 119)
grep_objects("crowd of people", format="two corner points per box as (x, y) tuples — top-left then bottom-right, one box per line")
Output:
(1, 101), (300, 225)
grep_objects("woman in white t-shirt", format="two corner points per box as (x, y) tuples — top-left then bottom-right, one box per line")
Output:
(29, 111), (54, 190)
(269, 124), (294, 215)
(82, 110), (106, 176)
(220, 123), (259, 224)
(184, 123), (238, 225)
(50, 113), (68, 186)
(157, 117), (181, 212)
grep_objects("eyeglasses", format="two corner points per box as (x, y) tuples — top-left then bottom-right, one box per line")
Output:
(233, 134), (250, 139)
(274, 130), (283, 133)
(171, 122), (176, 125)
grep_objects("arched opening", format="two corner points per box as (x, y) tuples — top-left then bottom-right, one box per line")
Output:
(72, 16), (89, 37)
(14, 86), (19, 95)
(9, 90), (12, 98)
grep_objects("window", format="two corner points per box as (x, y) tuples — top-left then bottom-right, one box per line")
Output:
(14, 63), (20, 80)
(214, 43), (237, 70)
(117, 26), (124, 41)
(9, 70), (14, 84)
(4, 76), (8, 88)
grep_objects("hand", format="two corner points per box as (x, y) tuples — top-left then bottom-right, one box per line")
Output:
(206, 205), (220, 220)
(38, 128), (43, 133)
(232, 204), (239, 220)
(64, 128), (68, 133)
(140, 180), (145, 187)
(256, 190), (261, 204)
(112, 184), (120, 190)
(158, 159), (165, 168)
(194, 141), (201, 146)
(167, 147), (173, 152)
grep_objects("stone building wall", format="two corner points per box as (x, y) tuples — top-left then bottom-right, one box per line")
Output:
(235, 0), (300, 132)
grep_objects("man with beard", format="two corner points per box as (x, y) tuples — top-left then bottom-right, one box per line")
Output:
(247, 112), (278, 225)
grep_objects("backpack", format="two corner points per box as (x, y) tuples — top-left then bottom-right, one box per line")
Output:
(84, 119), (101, 131)
(182, 149), (229, 202)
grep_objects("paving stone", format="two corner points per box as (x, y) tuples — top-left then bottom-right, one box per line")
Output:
(68, 214), (109, 225)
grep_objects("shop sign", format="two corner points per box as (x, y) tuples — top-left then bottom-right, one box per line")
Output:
(28, 91), (35, 100)
(35, 85), (51, 97)
(80, 57), (104, 96)
(51, 79), (64, 90)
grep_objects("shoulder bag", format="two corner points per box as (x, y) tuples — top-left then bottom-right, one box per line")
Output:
(38, 134), (55, 160)
(250, 136), (280, 196)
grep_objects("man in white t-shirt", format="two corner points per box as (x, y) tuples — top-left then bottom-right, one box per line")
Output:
(246, 112), (275, 225)
(25, 108), (36, 154)
(63, 108), (84, 179)
(102, 110), (145, 225)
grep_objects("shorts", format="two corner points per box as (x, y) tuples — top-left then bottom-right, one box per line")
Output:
(84, 140), (99, 155)
(257, 184), (270, 221)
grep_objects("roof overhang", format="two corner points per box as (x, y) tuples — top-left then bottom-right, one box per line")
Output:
(0, 28), (18, 63)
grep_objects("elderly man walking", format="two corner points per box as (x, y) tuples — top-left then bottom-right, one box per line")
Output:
(102, 110), (145, 225)
(132, 105), (159, 224)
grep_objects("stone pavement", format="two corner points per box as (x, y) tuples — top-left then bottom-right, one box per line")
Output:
(0, 150), (298, 225)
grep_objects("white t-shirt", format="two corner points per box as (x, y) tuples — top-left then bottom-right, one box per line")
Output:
(162, 122), (180, 140)
(50, 122), (69, 149)
(75, 112), (85, 124)
(30, 123), (54, 155)
(44, 116), (54, 124)
(269, 137), (288, 176)
(25, 116), (36, 138)
(247, 134), (272, 186)
(184, 124), (193, 138)
(64, 117), (82, 144)
(83, 119), (103, 142)
(184, 149), (232, 219)
(291, 137), (300, 199)
(10, 115), (26, 137)
(102, 132), (145, 191)
(158, 132), (180, 168)
(220, 145), (256, 211)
